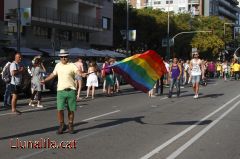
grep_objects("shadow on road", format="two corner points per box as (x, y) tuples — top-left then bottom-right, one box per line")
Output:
(75, 116), (146, 133)
(166, 120), (212, 125)
(199, 93), (224, 99)
(0, 121), (88, 140)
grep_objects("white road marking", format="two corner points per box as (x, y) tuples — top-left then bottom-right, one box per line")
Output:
(82, 110), (120, 122)
(140, 94), (240, 159)
(160, 97), (168, 100)
(167, 100), (240, 159)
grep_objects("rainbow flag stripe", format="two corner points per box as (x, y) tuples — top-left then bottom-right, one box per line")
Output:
(112, 50), (167, 93)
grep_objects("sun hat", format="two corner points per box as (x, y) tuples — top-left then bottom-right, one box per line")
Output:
(59, 49), (69, 57)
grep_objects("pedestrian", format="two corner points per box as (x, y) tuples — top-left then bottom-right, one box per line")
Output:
(183, 60), (190, 85)
(222, 60), (228, 81)
(216, 60), (222, 78)
(189, 51), (204, 99)
(42, 49), (86, 134)
(86, 61), (98, 99)
(232, 59), (240, 80)
(101, 57), (109, 93)
(102, 57), (114, 96)
(10, 52), (24, 114)
(1, 54), (13, 107)
(164, 59), (170, 86)
(28, 56), (46, 108)
(74, 57), (84, 101)
(207, 61), (215, 78)
(112, 58), (121, 93)
(168, 58), (182, 98)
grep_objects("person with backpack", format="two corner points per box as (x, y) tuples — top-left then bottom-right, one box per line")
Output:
(10, 52), (24, 115)
(1, 61), (12, 107)
(168, 58), (182, 98)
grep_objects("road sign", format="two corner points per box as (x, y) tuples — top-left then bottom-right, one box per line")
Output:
(162, 38), (174, 47)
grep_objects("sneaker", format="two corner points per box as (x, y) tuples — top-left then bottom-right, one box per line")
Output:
(68, 123), (75, 134)
(29, 103), (35, 107)
(36, 104), (43, 108)
(57, 123), (67, 134)
(193, 94), (198, 99)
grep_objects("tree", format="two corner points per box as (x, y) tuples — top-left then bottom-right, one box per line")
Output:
(191, 16), (227, 55)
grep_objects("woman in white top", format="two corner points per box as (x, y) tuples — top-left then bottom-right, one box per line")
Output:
(190, 51), (204, 99)
(86, 61), (98, 99)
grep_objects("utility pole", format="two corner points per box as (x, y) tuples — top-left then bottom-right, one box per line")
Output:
(166, 4), (170, 60)
(17, 0), (21, 52)
(126, 0), (129, 56)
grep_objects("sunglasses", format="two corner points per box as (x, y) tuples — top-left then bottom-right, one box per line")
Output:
(60, 56), (68, 59)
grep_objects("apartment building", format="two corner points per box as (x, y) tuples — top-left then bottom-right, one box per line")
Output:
(130, 0), (240, 22)
(130, 0), (201, 15)
(3, 0), (113, 50)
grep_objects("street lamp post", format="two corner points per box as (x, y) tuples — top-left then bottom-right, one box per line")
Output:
(126, 0), (129, 56)
(166, 3), (170, 60)
(17, 0), (21, 52)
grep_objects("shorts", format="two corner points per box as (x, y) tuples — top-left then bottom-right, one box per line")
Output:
(57, 89), (77, 111)
(10, 84), (22, 94)
(75, 75), (82, 81)
(192, 75), (201, 84)
(105, 74), (114, 87)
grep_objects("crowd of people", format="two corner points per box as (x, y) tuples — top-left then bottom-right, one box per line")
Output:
(149, 51), (240, 99)
(1, 49), (240, 134)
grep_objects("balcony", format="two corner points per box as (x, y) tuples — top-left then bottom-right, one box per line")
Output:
(188, 0), (200, 4)
(219, 0), (239, 12)
(32, 7), (102, 31)
(74, 0), (103, 7)
(219, 6), (238, 20)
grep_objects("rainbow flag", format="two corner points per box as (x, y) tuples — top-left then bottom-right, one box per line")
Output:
(112, 50), (167, 93)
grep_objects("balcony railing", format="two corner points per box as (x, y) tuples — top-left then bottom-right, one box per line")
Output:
(188, 0), (200, 4)
(32, 7), (102, 30)
(82, 0), (103, 5)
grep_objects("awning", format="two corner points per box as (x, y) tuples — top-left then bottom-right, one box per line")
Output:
(102, 50), (126, 58)
(88, 49), (106, 57)
(9, 47), (42, 56)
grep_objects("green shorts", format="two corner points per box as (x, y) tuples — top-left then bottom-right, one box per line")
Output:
(57, 90), (77, 111)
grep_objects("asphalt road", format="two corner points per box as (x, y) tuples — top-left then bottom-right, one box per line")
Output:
(0, 79), (240, 159)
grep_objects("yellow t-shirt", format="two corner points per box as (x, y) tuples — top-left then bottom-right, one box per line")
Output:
(53, 62), (78, 91)
(233, 63), (240, 72)
(216, 64), (222, 71)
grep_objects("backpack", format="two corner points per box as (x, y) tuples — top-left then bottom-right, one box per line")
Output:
(1, 62), (11, 83)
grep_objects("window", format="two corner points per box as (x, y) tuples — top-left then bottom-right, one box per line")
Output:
(76, 31), (88, 42)
(57, 30), (72, 41)
(33, 26), (51, 39)
(166, 0), (173, 4)
(179, 7), (186, 12)
(102, 17), (111, 30)
(154, 1), (161, 4)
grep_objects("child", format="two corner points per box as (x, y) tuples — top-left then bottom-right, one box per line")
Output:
(86, 62), (98, 99)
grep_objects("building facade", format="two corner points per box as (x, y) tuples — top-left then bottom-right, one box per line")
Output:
(130, 0), (239, 22)
(4, 0), (113, 50)
(130, 0), (202, 16)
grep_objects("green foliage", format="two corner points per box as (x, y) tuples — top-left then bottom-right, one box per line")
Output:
(113, 2), (232, 58)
